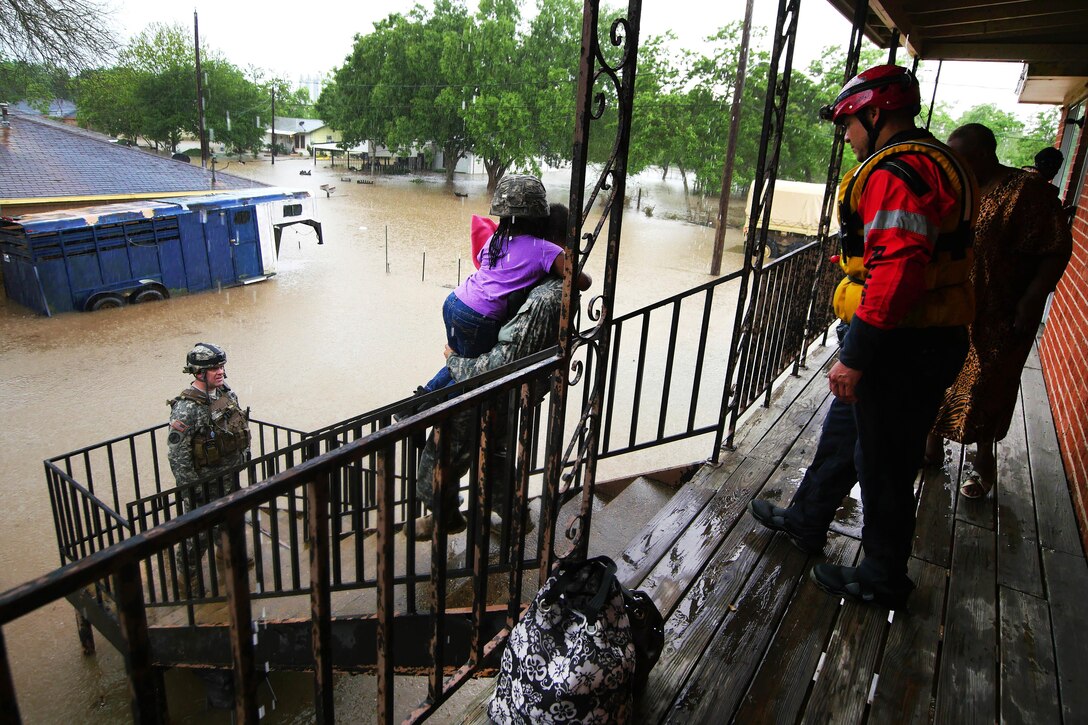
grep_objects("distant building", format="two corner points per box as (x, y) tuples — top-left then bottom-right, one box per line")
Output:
(0, 108), (261, 216)
(266, 117), (338, 154)
(10, 99), (78, 126)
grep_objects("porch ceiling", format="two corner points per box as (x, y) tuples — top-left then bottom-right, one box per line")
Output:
(825, 0), (1088, 106)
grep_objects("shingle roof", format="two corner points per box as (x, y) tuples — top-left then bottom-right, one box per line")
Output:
(0, 112), (262, 202)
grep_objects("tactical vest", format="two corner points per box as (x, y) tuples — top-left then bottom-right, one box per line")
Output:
(833, 139), (977, 327)
(170, 387), (251, 470)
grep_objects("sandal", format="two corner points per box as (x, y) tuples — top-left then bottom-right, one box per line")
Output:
(959, 474), (993, 499)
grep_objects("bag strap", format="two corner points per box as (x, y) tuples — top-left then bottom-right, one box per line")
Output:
(543, 556), (619, 621)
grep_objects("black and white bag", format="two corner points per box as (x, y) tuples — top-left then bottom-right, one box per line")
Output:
(488, 556), (663, 725)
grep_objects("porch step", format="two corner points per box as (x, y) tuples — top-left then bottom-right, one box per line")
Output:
(589, 475), (677, 561)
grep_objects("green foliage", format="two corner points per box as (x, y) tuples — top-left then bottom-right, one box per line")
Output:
(318, 2), (475, 181)
(952, 103), (1059, 168)
(0, 60), (74, 110)
(75, 21), (301, 155)
(318, 0), (584, 189)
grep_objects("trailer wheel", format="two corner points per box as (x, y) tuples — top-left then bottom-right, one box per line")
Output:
(85, 293), (126, 312)
(129, 285), (169, 304)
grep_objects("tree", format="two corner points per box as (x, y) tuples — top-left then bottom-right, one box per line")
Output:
(318, 0), (587, 189)
(74, 66), (142, 140)
(0, 0), (116, 70)
(77, 22), (281, 155)
(0, 60), (73, 111)
(318, 3), (474, 180)
(954, 103), (1059, 168)
(628, 34), (694, 178)
(520, 0), (583, 168)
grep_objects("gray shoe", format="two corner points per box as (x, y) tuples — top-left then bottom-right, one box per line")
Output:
(405, 509), (468, 540)
(487, 510), (535, 536)
(215, 545), (254, 568)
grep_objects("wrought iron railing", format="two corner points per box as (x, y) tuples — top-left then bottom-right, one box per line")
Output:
(44, 418), (307, 567)
(0, 0), (863, 720)
(2, 350), (565, 722)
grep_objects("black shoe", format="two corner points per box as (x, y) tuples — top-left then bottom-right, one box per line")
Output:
(394, 386), (430, 423)
(749, 499), (825, 555)
(809, 563), (914, 610)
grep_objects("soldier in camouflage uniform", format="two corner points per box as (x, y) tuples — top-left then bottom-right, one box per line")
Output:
(408, 275), (565, 539)
(406, 197), (591, 539)
(167, 342), (252, 579)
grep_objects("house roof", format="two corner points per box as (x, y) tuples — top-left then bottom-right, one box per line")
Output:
(0, 112), (261, 207)
(825, 0), (1088, 106)
(11, 99), (77, 119)
(274, 117), (326, 134)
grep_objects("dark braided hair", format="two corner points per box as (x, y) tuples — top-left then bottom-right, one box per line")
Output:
(484, 214), (550, 269)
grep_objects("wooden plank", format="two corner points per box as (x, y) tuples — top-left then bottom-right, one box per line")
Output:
(615, 476), (723, 589)
(999, 586), (1059, 725)
(743, 363), (836, 469)
(635, 510), (776, 722)
(729, 341), (836, 456)
(662, 535), (811, 722)
(934, 520), (997, 723)
(0, 628), (22, 724)
(752, 392), (832, 504)
(1021, 364), (1082, 555)
(868, 558), (947, 724)
(801, 586), (889, 724)
(733, 534), (861, 723)
(635, 458), (775, 617)
(995, 393), (1043, 597)
(114, 561), (164, 723)
(1041, 548), (1088, 723)
(913, 441), (963, 568)
(222, 514), (260, 724)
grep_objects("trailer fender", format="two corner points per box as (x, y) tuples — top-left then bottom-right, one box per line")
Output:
(128, 282), (170, 305)
(84, 292), (127, 312)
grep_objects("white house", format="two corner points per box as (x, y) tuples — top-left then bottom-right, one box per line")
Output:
(265, 117), (339, 153)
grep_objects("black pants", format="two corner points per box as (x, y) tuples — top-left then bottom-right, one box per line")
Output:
(785, 395), (858, 549)
(853, 326), (967, 588)
(785, 325), (967, 590)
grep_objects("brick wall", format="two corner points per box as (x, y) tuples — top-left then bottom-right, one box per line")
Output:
(1039, 102), (1088, 555)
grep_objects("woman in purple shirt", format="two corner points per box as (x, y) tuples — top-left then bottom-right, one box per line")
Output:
(422, 175), (582, 392)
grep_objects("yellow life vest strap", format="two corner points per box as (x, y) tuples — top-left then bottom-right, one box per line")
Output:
(838, 139), (976, 262)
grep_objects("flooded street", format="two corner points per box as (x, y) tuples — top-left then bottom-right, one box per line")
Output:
(0, 156), (744, 721)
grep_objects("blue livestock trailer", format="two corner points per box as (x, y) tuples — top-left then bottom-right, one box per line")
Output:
(0, 188), (322, 315)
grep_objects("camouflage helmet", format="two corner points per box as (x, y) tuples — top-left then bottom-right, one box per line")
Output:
(184, 342), (227, 374)
(489, 174), (548, 218)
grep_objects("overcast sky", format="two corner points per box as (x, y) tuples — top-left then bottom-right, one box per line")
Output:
(107, 0), (1040, 118)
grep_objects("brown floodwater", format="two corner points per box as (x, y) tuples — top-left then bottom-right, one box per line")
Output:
(0, 155), (744, 721)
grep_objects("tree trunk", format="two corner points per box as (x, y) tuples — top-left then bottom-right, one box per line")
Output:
(679, 167), (689, 194)
(443, 143), (464, 183)
(484, 159), (509, 194)
(660, 161), (670, 181)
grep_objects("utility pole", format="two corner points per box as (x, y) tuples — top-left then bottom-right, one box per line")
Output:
(194, 10), (208, 169)
(709, 0), (755, 276)
(271, 88), (276, 166)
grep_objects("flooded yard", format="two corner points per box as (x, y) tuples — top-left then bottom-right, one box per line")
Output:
(0, 155), (745, 721)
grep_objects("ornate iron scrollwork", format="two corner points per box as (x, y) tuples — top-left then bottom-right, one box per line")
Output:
(537, 0), (643, 570)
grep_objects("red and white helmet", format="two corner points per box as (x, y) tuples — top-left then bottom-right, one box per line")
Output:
(819, 64), (921, 123)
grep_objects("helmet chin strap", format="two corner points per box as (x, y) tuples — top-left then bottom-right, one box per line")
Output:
(858, 109), (886, 158)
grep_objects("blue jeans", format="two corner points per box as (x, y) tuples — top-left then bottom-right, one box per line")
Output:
(423, 292), (503, 391)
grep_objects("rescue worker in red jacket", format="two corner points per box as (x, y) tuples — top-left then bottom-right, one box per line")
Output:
(751, 64), (976, 609)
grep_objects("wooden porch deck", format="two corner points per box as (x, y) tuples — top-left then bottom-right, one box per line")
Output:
(458, 337), (1088, 723)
